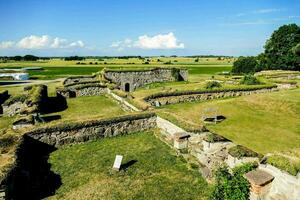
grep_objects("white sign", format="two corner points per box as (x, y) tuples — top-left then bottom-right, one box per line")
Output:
(113, 155), (123, 171)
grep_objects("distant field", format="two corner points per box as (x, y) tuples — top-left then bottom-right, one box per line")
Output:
(0, 57), (232, 79)
(48, 131), (208, 199)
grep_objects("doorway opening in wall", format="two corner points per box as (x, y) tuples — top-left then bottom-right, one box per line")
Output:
(125, 83), (130, 92)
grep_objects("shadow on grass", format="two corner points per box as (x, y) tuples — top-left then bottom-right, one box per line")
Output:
(6, 135), (61, 200)
(42, 115), (62, 122)
(121, 160), (138, 171)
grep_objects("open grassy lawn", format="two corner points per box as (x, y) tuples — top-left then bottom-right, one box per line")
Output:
(47, 131), (208, 200)
(42, 95), (127, 124)
(156, 88), (300, 156)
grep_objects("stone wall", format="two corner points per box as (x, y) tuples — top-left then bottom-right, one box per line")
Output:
(104, 68), (188, 92)
(257, 164), (300, 200)
(2, 85), (48, 116)
(27, 113), (157, 147)
(63, 75), (97, 85)
(57, 85), (107, 98)
(146, 87), (278, 106)
(2, 101), (28, 117)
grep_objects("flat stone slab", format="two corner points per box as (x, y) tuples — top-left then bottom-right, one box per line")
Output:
(244, 169), (274, 186)
(113, 155), (123, 171)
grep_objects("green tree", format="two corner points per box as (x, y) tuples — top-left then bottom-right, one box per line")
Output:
(232, 56), (258, 74)
(260, 24), (300, 71)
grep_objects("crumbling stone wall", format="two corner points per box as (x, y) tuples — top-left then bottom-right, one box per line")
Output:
(27, 113), (157, 147)
(146, 87), (278, 106)
(2, 85), (48, 116)
(63, 75), (97, 85)
(104, 68), (188, 92)
(2, 102), (28, 117)
(57, 85), (108, 98)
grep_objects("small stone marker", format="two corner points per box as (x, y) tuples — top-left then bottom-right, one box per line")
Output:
(113, 155), (123, 171)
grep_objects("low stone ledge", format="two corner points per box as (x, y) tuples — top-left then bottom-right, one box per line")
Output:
(145, 86), (278, 106)
(26, 113), (157, 147)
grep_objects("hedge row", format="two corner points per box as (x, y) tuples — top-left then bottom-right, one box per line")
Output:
(228, 145), (260, 158)
(27, 112), (156, 135)
(144, 85), (277, 100)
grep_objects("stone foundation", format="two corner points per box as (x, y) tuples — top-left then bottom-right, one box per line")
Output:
(63, 75), (97, 85)
(57, 86), (108, 98)
(27, 113), (157, 147)
(146, 87), (278, 106)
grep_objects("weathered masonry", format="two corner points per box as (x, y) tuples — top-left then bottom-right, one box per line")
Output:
(103, 68), (188, 92)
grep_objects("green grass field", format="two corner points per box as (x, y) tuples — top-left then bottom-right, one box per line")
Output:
(47, 131), (209, 200)
(156, 88), (300, 156)
(42, 95), (127, 124)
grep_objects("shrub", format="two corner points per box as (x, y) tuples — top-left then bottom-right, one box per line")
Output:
(232, 56), (258, 74)
(143, 61), (150, 64)
(240, 75), (261, 85)
(267, 155), (300, 176)
(164, 61), (172, 64)
(205, 81), (222, 89)
(204, 133), (229, 143)
(210, 163), (257, 200)
(228, 145), (259, 158)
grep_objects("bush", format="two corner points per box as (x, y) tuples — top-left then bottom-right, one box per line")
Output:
(232, 56), (258, 74)
(210, 163), (257, 200)
(204, 133), (229, 143)
(267, 155), (300, 176)
(240, 75), (261, 85)
(164, 61), (172, 64)
(228, 145), (259, 158)
(205, 81), (222, 89)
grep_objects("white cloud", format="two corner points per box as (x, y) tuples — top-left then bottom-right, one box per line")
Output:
(253, 8), (282, 14)
(68, 40), (85, 48)
(51, 37), (68, 48)
(0, 35), (86, 50)
(17, 35), (50, 49)
(135, 32), (184, 49)
(110, 32), (184, 51)
(0, 41), (15, 49)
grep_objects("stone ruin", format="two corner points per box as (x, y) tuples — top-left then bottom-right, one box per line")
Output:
(2, 85), (48, 117)
(103, 68), (188, 92)
(166, 130), (300, 200)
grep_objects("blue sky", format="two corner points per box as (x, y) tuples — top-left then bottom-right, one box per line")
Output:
(0, 0), (299, 56)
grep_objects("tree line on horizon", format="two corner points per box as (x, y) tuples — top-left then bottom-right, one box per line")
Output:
(232, 23), (300, 73)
